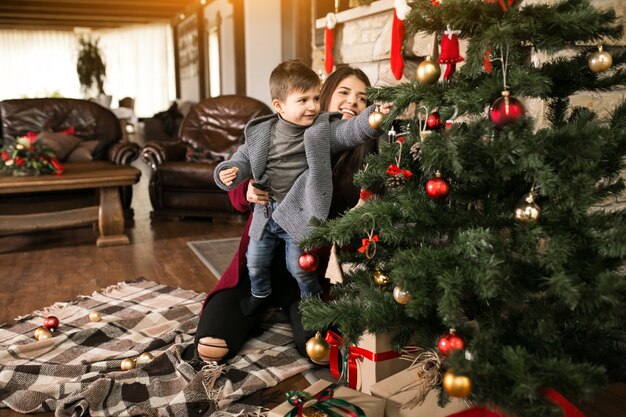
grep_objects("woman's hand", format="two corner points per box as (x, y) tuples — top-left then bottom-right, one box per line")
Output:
(246, 179), (270, 205)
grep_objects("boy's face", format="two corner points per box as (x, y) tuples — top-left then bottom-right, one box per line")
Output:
(272, 86), (321, 127)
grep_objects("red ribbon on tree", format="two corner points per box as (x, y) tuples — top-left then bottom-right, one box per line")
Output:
(386, 164), (413, 179)
(357, 235), (379, 253)
(325, 13), (337, 74)
(483, 0), (517, 12)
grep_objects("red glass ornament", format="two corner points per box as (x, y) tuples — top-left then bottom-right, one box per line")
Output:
(425, 171), (450, 200)
(437, 329), (465, 357)
(43, 316), (59, 331)
(426, 111), (443, 130)
(489, 91), (524, 128)
(298, 252), (319, 272)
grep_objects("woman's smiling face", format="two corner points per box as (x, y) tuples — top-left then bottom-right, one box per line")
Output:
(327, 75), (368, 119)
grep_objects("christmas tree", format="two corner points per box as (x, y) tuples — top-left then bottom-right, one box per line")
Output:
(300, 0), (626, 415)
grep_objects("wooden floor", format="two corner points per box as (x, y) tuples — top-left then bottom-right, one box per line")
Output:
(1, 130), (625, 417)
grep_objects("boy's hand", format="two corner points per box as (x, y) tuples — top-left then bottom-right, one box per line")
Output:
(247, 179), (270, 205)
(378, 102), (393, 115)
(219, 167), (239, 186)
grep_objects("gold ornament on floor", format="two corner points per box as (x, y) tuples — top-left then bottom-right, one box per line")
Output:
(417, 56), (441, 84)
(373, 270), (391, 287)
(442, 369), (473, 398)
(393, 286), (412, 304)
(136, 352), (155, 364)
(514, 192), (540, 223)
(368, 107), (385, 129)
(88, 311), (102, 322)
(34, 326), (48, 340)
(35, 327), (53, 340)
(588, 45), (612, 73)
(120, 358), (137, 371)
(306, 331), (330, 365)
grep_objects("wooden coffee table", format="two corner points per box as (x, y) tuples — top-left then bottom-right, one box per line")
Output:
(0, 162), (141, 247)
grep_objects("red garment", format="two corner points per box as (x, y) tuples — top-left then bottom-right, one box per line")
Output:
(201, 181), (331, 309)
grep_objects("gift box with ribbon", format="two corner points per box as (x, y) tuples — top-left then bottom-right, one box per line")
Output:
(370, 366), (468, 417)
(326, 331), (411, 394)
(268, 379), (386, 417)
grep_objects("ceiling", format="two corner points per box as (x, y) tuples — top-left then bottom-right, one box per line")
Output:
(0, 0), (195, 31)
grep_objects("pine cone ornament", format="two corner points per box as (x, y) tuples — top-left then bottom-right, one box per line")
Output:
(410, 141), (422, 162)
(386, 173), (407, 189)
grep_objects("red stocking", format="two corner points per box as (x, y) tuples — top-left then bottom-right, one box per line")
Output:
(325, 13), (337, 75)
(390, 10), (406, 80)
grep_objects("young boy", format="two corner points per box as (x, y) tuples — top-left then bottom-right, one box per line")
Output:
(214, 60), (389, 316)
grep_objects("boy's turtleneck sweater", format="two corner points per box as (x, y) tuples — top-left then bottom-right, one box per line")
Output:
(264, 115), (309, 202)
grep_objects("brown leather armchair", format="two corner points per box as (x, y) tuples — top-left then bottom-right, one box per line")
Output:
(141, 95), (272, 222)
(0, 98), (140, 215)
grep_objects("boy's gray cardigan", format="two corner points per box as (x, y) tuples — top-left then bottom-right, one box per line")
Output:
(214, 105), (381, 242)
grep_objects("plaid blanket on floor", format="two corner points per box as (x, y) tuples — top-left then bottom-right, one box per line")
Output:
(0, 279), (314, 416)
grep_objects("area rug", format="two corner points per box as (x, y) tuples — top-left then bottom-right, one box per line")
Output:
(0, 279), (313, 416)
(187, 237), (240, 278)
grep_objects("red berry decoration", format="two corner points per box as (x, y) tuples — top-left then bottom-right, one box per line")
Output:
(425, 171), (450, 200)
(438, 329), (465, 357)
(298, 251), (319, 272)
(426, 111), (443, 130)
(43, 316), (59, 331)
(489, 90), (524, 128)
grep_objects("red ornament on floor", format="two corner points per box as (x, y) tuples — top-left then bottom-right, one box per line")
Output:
(489, 91), (525, 128)
(298, 251), (319, 272)
(43, 316), (59, 331)
(425, 171), (450, 200)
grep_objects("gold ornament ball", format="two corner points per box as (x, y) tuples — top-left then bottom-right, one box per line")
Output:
(373, 270), (391, 287)
(36, 327), (53, 341)
(443, 369), (473, 398)
(34, 326), (48, 340)
(588, 46), (612, 73)
(416, 56), (441, 84)
(368, 111), (384, 129)
(393, 286), (412, 304)
(88, 311), (102, 322)
(136, 352), (155, 364)
(120, 358), (137, 371)
(514, 194), (540, 223)
(305, 332), (330, 365)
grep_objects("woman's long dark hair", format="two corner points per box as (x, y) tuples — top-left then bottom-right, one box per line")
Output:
(320, 66), (379, 218)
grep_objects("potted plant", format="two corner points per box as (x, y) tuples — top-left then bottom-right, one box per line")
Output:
(76, 36), (108, 104)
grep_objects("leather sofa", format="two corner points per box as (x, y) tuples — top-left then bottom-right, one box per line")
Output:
(141, 95), (272, 223)
(0, 98), (140, 215)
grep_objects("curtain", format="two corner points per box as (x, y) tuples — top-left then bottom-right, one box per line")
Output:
(0, 24), (175, 118)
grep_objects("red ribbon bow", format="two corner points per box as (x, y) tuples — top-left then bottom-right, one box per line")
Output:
(357, 235), (379, 254)
(386, 164), (413, 179)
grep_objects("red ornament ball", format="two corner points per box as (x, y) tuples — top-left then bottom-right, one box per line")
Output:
(425, 171), (450, 200)
(489, 91), (524, 128)
(298, 251), (319, 272)
(437, 330), (465, 357)
(426, 111), (443, 130)
(43, 316), (59, 331)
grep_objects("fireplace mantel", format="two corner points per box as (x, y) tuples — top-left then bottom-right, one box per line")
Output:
(314, 0), (393, 29)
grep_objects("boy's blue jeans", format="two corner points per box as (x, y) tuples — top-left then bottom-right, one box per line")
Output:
(246, 202), (322, 299)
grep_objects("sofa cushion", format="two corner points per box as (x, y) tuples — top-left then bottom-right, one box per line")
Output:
(36, 132), (81, 160)
(66, 140), (99, 162)
(185, 145), (227, 164)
